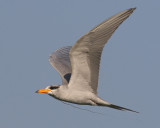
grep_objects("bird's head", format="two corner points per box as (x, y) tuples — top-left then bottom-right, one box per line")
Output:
(35, 85), (60, 95)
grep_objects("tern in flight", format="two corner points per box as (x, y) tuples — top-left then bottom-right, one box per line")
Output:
(36, 8), (138, 113)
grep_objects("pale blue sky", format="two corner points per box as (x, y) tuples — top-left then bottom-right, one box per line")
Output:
(1, 0), (160, 128)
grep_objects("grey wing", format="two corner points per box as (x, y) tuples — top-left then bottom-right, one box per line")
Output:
(49, 46), (72, 85)
(68, 8), (136, 94)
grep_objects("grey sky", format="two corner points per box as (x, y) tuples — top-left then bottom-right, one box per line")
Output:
(1, 0), (160, 128)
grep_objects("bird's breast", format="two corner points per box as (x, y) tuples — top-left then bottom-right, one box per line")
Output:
(54, 89), (95, 105)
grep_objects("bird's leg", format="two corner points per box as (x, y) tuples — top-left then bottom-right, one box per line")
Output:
(89, 100), (98, 106)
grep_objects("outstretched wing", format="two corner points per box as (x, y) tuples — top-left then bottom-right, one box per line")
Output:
(68, 8), (136, 94)
(49, 46), (72, 85)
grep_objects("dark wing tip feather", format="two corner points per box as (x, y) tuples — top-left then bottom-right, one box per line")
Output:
(49, 46), (72, 85)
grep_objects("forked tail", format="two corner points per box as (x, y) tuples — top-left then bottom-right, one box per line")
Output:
(95, 98), (139, 113)
(106, 104), (139, 113)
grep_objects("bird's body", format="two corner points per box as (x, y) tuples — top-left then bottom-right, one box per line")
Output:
(36, 8), (138, 113)
(48, 85), (112, 108)
(50, 86), (98, 105)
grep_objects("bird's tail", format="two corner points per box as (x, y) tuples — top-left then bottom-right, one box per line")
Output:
(95, 97), (139, 113)
(105, 103), (139, 113)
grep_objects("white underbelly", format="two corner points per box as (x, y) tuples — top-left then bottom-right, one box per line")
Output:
(57, 90), (95, 105)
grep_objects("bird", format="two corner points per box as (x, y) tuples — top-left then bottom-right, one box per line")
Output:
(36, 8), (138, 113)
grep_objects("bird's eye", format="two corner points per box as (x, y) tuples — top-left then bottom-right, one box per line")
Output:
(49, 86), (59, 90)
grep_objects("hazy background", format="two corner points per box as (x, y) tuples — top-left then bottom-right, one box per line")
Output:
(1, 0), (160, 128)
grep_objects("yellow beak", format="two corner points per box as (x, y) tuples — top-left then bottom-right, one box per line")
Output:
(35, 89), (51, 93)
